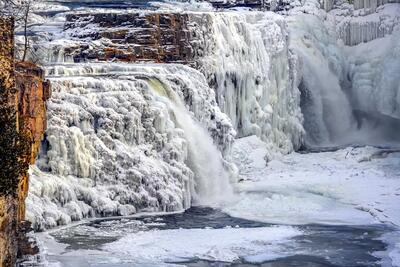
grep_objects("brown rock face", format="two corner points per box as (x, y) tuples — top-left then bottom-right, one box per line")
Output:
(0, 17), (19, 267)
(0, 17), (50, 267)
(0, 195), (18, 267)
(15, 61), (51, 222)
(64, 13), (199, 64)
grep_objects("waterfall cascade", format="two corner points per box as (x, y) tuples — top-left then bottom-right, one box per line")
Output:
(26, 9), (307, 229)
(27, 63), (235, 230)
(30, 10), (306, 156)
(153, 80), (234, 205)
(288, 14), (356, 146)
(25, 0), (400, 229)
(286, 0), (400, 146)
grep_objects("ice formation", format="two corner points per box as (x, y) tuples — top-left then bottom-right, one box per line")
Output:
(27, 63), (235, 230)
(285, 0), (400, 146)
(35, 10), (306, 157)
(336, 3), (400, 46)
(26, 9), (309, 228)
(25, 0), (400, 231)
(345, 23), (400, 125)
(195, 11), (304, 158)
(288, 14), (356, 146)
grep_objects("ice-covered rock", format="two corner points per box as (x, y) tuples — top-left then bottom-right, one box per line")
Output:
(345, 27), (400, 125)
(195, 11), (304, 158)
(27, 63), (235, 230)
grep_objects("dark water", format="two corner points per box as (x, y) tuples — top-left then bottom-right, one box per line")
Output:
(49, 207), (393, 267)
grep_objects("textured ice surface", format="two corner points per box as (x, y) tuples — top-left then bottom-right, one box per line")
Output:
(32, 225), (302, 266)
(32, 9), (306, 158)
(286, 2), (400, 146)
(378, 232), (400, 267)
(27, 63), (235, 230)
(345, 28), (400, 121)
(196, 11), (304, 158)
(336, 3), (400, 46)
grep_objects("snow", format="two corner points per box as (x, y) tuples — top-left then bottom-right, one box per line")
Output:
(102, 226), (302, 264)
(226, 136), (400, 227)
(23, 2), (400, 266)
(149, 0), (214, 11)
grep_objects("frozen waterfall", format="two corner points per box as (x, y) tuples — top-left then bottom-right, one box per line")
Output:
(194, 11), (304, 159)
(25, 1), (400, 231)
(288, 14), (356, 146)
(149, 79), (234, 205)
(287, 2), (400, 146)
(27, 63), (235, 230)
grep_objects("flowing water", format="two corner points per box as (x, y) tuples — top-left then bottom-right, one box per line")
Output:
(34, 207), (393, 267)
(150, 80), (234, 206)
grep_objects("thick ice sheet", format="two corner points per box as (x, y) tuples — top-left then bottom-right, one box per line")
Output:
(227, 136), (400, 266)
(102, 226), (302, 264)
(227, 136), (400, 226)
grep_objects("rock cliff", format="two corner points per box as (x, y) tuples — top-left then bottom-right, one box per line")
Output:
(0, 17), (50, 267)
(62, 13), (199, 65)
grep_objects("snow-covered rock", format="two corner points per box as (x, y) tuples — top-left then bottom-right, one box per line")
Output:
(27, 63), (235, 230)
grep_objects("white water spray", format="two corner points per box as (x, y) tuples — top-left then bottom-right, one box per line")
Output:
(149, 78), (234, 206)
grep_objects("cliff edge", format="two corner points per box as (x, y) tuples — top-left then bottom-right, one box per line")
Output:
(0, 17), (50, 267)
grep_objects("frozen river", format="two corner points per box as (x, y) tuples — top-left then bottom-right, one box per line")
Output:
(26, 144), (400, 267)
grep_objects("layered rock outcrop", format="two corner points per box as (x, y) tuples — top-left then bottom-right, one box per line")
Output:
(62, 13), (199, 65)
(0, 17), (49, 267)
